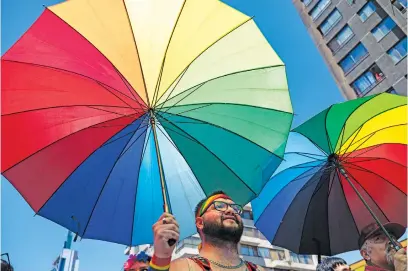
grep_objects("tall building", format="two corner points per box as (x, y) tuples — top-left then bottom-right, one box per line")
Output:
(50, 231), (80, 271)
(129, 205), (318, 271)
(293, 0), (407, 99)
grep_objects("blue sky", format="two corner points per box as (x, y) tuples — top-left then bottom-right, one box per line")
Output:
(0, 0), (361, 270)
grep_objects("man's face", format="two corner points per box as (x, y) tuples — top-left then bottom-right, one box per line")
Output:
(198, 198), (244, 243)
(333, 264), (351, 271)
(361, 232), (398, 267)
(127, 261), (149, 271)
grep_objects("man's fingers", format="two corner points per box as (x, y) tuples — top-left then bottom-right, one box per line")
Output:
(154, 223), (180, 235)
(159, 230), (179, 242)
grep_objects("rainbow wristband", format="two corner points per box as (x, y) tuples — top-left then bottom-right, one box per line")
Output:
(149, 254), (171, 271)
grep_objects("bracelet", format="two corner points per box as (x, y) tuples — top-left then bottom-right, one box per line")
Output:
(149, 254), (171, 270)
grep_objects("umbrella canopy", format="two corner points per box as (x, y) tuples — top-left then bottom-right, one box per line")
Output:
(252, 93), (407, 256)
(1, 0), (293, 246)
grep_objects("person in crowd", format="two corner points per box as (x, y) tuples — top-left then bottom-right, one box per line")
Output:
(124, 251), (151, 271)
(316, 257), (350, 271)
(359, 222), (407, 271)
(149, 191), (264, 271)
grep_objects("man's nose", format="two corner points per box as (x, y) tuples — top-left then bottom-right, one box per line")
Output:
(224, 205), (236, 215)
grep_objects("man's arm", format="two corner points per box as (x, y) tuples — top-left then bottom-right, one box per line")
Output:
(148, 258), (193, 271)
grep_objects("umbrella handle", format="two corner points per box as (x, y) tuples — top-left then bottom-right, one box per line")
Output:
(339, 168), (402, 250)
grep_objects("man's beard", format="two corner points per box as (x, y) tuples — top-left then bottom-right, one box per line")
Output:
(202, 214), (244, 244)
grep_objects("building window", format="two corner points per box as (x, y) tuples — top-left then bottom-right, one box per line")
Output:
(339, 43), (369, 73)
(371, 17), (397, 41)
(392, 0), (407, 13)
(327, 25), (354, 52)
(270, 249), (286, 261)
(310, 0), (331, 20)
(319, 9), (342, 36)
(240, 244), (259, 257)
(352, 64), (385, 96)
(358, 1), (377, 22)
(258, 247), (272, 259)
(302, 0), (313, 6)
(242, 210), (253, 220)
(388, 37), (407, 63)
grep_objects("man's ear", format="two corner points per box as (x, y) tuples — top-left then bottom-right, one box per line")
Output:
(360, 249), (370, 261)
(196, 216), (204, 231)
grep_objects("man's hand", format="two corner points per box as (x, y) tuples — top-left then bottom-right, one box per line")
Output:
(153, 213), (180, 258)
(393, 248), (407, 271)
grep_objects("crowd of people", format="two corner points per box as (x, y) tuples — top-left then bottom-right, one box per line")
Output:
(122, 191), (406, 271)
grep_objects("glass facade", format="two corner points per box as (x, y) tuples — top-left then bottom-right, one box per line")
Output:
(371, 17), (397, 41)
(339, 43), (369, 73)
(328, 25), (354, 52)
(358, 1), (376, 22)
(352, 65), (385, 96)
(310, 0), (331, 20)
(319, 9), (342, 35)
(302, 0), (313, 6)
(388, 37), (407, 63)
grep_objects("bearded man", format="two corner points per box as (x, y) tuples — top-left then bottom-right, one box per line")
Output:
(148, 191), (264, 271)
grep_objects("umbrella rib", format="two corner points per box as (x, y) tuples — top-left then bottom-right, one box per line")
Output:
(2, 104), (142, 117)
(339, 125), (364, 157)
(153, 16), (255, 107)
(160, 107), (290, 140)
(86, 105), (145, 119)
(3, 59), (147, 114)
(340, 145), (383, 162)
(151, 0), (188, 106)
(292, 132), (329, 156)
(298, 167), (331, 253)
(129, 126), (152, 246)
(155, 66), (191, 112)
(341, 124), (406, 159)
(156, 64), (285, 110)
(324, 105), (335, 154)
(255, 163), (326, 245)
(2, 113), (141, 174)
(81, 126), (141, 238)
(95, 80), (148, 114)
(337, 103), (406, 154)
(157, 111), (285, 158)
(158, 113), (258, 196)
(340, 167), (392, 223)
(333, 97), (376, 154)
(342, 155), (407, 168)
(341, 161), (406, 195)
(335, 170), (361, 240)
(45, 8), (147, 106)
(34, 113), (141, 214)
(285, 152), (327, 162)
(156, 119), (225, 203)
(155, 124), (206, 212)
(121, 1), (151, 107)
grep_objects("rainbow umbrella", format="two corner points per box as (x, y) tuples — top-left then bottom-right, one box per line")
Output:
(252, 93), (407, 256)
(1, 0), (293, 245)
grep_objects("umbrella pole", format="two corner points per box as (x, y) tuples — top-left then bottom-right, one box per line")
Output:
(150, 115), (171, 214)
(338, 167), (401, 250)
(150, 114), (177, 247)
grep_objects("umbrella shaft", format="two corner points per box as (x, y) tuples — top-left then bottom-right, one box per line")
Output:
(150, 115), (170, 214)
(339, 168), (401, 250)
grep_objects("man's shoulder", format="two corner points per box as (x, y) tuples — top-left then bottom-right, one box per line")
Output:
(170, 258), (201, 271)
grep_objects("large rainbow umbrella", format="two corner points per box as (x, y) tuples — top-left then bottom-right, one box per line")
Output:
(1, 0), (293, 245)
(252, 93), (407, 256)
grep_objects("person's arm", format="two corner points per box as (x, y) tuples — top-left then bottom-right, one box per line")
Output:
(148, 258), (192, 271)
(148, 213), (180, 271)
